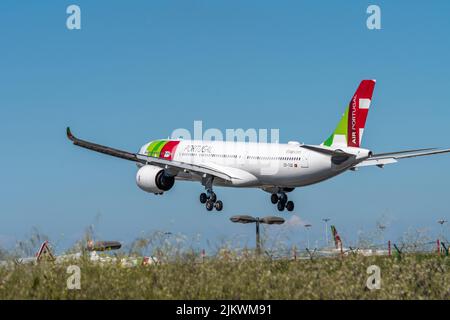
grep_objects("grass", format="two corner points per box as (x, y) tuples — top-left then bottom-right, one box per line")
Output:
(0, 253), (449, 299)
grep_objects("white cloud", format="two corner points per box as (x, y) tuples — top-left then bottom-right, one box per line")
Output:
(284, 215), (308, 228)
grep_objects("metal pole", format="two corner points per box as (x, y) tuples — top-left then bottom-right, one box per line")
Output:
(256, 219), (261, 256)
(388, 240), (391, 257)
(322, 218), (330, 246)
(438, 220), (447, 241)
(303, 224), (312, 250)
(441, 242), (449, 256)
(306, 228), (310, 249)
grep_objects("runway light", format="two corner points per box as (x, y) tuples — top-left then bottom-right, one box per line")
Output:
(86, 241), (122, 252)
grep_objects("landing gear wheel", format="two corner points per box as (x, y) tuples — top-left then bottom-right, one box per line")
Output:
(286, 201), (294, 212)
(271, 194), (278, 204)
(279, 193), (288, 204)
(206, 200), (214, 211)
(200, 193), (207, 204)
(277, 201), (285, 211)
(214, 200), (223, 211)
(209, 192), (217, 203)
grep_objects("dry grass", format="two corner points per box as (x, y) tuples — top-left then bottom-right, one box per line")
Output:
(0, 253), (448, 299)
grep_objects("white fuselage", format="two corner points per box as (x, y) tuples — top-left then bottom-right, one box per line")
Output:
(139, 140), (369, 189)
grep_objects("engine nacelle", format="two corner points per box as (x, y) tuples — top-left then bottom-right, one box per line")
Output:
(136, 165), (175, 194)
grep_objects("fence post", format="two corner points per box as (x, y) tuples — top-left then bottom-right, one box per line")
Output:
(393, 244), (402, 260)
(201, 249), (205, 263)
(388, 240), (391, 257)
(441, 242), (448, 256)
(437, 239), (441, 256)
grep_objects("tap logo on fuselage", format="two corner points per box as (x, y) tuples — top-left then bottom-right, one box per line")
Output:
(183, 144), (213, 154)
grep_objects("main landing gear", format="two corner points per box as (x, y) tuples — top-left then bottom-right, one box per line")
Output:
(271, 192), (294, 212)
(200, 190), (223, 211)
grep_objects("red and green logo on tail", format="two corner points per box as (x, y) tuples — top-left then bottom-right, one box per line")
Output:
(330, 225), (342, 249)
(323, 80), (376, 148)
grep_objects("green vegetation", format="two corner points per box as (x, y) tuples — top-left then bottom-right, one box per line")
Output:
(0, 253), (448, 299)
(1, 226), (448, 299)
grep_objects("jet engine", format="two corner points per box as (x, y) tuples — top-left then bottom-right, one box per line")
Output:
(136, 165), (175, 194)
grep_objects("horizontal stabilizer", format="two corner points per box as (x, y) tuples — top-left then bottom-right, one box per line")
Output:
(355, 147), (450, 168)
(370, 148), (450, 160)
(354, 158), (398, 168)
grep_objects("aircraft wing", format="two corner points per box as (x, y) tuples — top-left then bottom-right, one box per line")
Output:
(66, 127), (234, 182)
(355, 148), (450, 168)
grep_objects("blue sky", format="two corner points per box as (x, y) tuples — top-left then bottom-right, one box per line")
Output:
(1, 1), (450, 253)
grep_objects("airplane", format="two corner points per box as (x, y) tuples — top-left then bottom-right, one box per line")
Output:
(317, 225), (388, 257)
(67, 79), (450, 212)
(0, 240), (157, 268)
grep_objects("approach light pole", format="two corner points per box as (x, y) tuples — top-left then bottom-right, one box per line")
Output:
(377, 223), (387, 245)
(304, 224), (312, 249)
(230, 215), (285, 255)
(438, 219), (447, 240)
(322, 218), (330, 246)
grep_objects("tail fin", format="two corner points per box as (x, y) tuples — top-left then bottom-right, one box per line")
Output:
(35, 241), (55, 263)
(330, 225), (342, 249)
(322, 80), (376, 148)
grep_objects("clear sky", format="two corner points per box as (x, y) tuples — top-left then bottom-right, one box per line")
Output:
(1, 1), (450, 253)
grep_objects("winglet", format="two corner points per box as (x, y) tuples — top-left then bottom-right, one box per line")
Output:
(66, 127), (75, 141)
